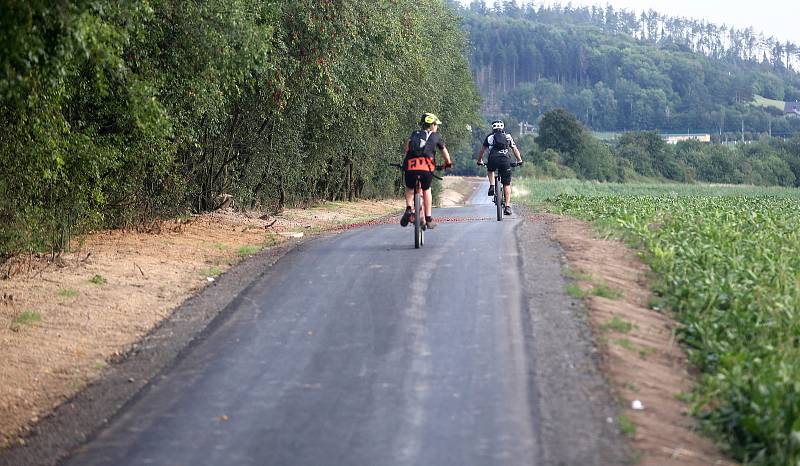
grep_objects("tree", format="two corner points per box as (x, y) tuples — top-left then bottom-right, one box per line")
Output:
(0, 0), (481, 257)
(535, 108), (586, 156)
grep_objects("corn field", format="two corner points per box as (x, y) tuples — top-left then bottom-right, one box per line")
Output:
(523, 179), (800, 465)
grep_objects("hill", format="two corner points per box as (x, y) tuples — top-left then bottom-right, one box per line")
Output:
(457, 2), (800, 140)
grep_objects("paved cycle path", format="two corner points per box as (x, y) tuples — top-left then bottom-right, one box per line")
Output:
(63, 183), (625, 466)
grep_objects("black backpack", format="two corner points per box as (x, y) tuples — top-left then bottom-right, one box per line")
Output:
(408, 130), (431, 157)
(492, 131), (509, 151)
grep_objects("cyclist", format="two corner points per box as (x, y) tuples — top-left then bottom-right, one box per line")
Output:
(400, 113), (453, 229)
(476, 120), (522, 216)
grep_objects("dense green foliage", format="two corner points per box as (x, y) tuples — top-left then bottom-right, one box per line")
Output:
(524, 109), (800, 187)
(521, 179), (800, 465)
(534, 108), (616, 180)
(0, 0), (480, 258)
(459, 2), (800, 138)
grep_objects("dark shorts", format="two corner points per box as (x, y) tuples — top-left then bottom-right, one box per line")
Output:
(404, 170), (433, 190)
(487, 156), (512, 185)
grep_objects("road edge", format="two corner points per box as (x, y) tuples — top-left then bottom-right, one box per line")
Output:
(514, 205), (630, 465)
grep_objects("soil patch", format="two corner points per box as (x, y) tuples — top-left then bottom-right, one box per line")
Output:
(439, 176), (481, 207)
(0, 199), (401, 449)
(544, 214), (734, 465)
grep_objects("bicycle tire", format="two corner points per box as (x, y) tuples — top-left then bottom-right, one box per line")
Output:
(414, 192), (422, 248)
(496, 177), (503, 221)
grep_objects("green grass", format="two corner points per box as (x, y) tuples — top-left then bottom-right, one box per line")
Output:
(565, 282), (587, 298)
(601, 315), (634, 333)
(58, 288), (79, 298)
(237, 245), (260, 256)
(591, 283), (623, 299)
(613, 337), (636, 352)
(310, 200), (345, 210)
(563, 267), (622, 299)
(199, 266), (222, 277)
(518, 178), (800, 202)
(673, 391), (692, 403)
(520, 178), (800, 465)
(753, 94), (786, 111)
(618, 415), (637, 437)
(212, 243), (227, 251)
(89, 274), (106, 285)
(647, 296), (666, 311)
(13, 310), (42, 326)
(562, 266), (593, 282)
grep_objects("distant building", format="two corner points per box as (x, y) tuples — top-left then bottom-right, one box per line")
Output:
(518, 121), (537, 136)
(662, 133), (711, 144)
(785, 102), (800, 117)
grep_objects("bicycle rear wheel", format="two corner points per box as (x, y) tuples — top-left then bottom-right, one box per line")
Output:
(496, 178), (503, 221)
(414, 192), (422, 248)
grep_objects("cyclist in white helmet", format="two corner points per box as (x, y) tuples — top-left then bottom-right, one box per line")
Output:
(476, 120), (523, 216)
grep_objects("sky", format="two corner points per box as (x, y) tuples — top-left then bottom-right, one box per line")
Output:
(459, 0), (800, 45)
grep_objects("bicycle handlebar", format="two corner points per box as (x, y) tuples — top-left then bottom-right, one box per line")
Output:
(477, 161), (523, 167)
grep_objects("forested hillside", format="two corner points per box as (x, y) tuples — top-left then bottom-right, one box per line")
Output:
(459, 1), (800, 138)
(0, 0), (479, 258)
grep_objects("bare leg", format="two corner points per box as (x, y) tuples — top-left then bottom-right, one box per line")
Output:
(504, 184), (512, 207)
(404, 187), (414, 209)
(488, 171), (495, 188)
(423, 188), (433, 217)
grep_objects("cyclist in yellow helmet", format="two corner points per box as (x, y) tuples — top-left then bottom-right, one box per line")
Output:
(400, 113), (453, 229)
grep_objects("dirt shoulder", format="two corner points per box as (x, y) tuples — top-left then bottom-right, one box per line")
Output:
(542, 214), (734, 466)
(0, 199), (402, 453)
(439, 175), (481, 207)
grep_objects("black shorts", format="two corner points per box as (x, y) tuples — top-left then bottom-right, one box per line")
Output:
(404, 170), (433, 190)
(487, 156), (512, 185)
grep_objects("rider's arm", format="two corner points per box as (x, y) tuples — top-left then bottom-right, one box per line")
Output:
(441, 146), (453, 166)
(513, 146), (522, 163)
(476, 146), (486, 163)
(403, 139), (410, 155)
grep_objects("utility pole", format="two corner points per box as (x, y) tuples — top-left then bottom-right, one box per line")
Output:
(741, 118), (745, 143)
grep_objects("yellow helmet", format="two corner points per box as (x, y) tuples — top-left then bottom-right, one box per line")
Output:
(420, 113), (442, 126)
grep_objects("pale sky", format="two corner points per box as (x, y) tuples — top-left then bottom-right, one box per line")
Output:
(460, 0), (800, 45)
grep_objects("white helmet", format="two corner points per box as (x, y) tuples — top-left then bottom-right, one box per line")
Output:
(491, 120), (504, 131)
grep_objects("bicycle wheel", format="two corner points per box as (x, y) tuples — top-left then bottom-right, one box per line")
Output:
(496, 178), (503, 221)
(414, 192), (422, 248)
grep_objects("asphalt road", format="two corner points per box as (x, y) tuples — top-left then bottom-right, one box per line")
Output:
(63, 182), (626, 466)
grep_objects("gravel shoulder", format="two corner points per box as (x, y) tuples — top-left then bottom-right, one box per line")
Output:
(513, 210), (628, 465)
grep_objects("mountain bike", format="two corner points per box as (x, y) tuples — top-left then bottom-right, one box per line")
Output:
(390, 163), (445, 248)
(478, 160), (521, 221)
